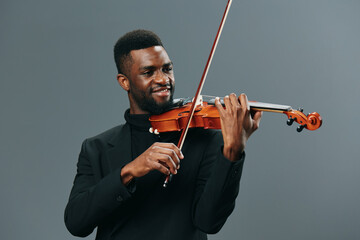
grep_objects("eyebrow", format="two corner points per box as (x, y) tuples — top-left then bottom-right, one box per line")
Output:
(139, 62), (173, 71)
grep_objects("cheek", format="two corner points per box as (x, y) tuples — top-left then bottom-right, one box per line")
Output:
(130, 80), (151, 96)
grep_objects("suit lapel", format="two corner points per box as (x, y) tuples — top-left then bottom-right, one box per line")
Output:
(106, 123), (132, 172)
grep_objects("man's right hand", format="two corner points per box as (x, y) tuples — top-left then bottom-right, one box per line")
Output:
(120, 142), (183, 185)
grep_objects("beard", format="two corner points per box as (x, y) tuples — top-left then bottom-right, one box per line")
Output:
(130, 82), (175, 115)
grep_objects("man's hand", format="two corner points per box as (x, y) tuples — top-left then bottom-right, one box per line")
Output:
(121, 142), (183, 185)
(215, 93), (262, 161)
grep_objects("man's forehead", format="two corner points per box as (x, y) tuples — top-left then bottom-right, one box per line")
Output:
(130, 46), (171, 67)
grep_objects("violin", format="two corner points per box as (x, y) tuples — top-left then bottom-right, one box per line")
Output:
(149, 95), (322, 134)
(159, 0), (322, 187)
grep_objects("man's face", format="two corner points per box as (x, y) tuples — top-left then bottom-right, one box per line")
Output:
(125, 46), (175, 114)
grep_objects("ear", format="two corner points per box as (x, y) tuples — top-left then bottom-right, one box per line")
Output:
(117, 74), (130, 92)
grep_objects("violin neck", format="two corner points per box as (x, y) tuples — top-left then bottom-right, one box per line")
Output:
(201, 95), (292, 113)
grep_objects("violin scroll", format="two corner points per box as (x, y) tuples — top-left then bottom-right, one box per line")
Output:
(284, 109), (322, 132)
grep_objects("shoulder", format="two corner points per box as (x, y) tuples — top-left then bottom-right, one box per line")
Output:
(87, 124), (125, 142)
(81, 124), (128, 152)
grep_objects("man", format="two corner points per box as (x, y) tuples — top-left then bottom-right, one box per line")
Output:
(65, 29), (262, 240)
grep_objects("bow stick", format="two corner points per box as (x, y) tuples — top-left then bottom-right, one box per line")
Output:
(163, 0), (233, 187)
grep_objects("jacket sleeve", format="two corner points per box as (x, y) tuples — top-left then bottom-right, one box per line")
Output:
(192, 130), (245, 234)
(64, 139), (135, 237)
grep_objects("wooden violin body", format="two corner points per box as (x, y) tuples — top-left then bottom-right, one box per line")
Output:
(150, 100), (222, 133)
(149, 97), (322, 133)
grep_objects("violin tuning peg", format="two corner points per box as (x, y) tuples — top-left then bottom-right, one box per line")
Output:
(287, 117), (296, 126)
(296, 124), (307, 132)
(149, 127), (154, 133)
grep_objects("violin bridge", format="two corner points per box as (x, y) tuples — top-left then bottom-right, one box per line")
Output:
(194, 95), (203, 106)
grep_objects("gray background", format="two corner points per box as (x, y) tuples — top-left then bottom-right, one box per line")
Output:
(1, 0), (359, 239)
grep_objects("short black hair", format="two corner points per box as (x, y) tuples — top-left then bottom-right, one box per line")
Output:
(114, 29), (164, 75)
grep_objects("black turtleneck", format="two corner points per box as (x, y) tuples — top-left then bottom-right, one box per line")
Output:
(124, 109), (180, 160)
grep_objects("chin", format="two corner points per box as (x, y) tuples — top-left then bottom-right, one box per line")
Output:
(148, 98), (174, 115)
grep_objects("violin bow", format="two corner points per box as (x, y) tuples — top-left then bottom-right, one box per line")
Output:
(163, 0), (233, 187)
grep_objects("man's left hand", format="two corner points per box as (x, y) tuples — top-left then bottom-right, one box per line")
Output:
(215, 93), (262, 161)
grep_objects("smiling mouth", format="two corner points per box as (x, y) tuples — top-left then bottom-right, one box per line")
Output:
(151, 87), (171, 97)
(152, 86), (171, 93)
(154, 89), (169, 92)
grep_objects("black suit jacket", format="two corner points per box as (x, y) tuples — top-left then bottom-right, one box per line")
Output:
(65, 123), (245, 240)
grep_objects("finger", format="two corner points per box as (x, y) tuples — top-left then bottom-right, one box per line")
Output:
(157, 147), (181, 168)
(229, 93), (239, 109)
(155, 153), (177, 174)
(151, 161), (171, 175)
(214, 97), (225, 115)
(223, 95), (232, 111)
(153, 142), (184, 160)
(238, 93), (250, 112)
(252, 110), (263, 130)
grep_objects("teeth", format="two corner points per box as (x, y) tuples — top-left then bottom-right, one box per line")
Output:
(154, 89), (168, 92)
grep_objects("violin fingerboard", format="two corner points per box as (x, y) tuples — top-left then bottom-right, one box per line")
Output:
(206, 97), (291, 112)
(249, 101), (292, 112)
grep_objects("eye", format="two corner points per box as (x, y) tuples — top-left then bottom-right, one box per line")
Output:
(163, 66), (173, 73)
(142, 71), (153, 76)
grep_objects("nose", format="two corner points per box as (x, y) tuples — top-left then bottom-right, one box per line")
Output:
(153, 70), (169, 85)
